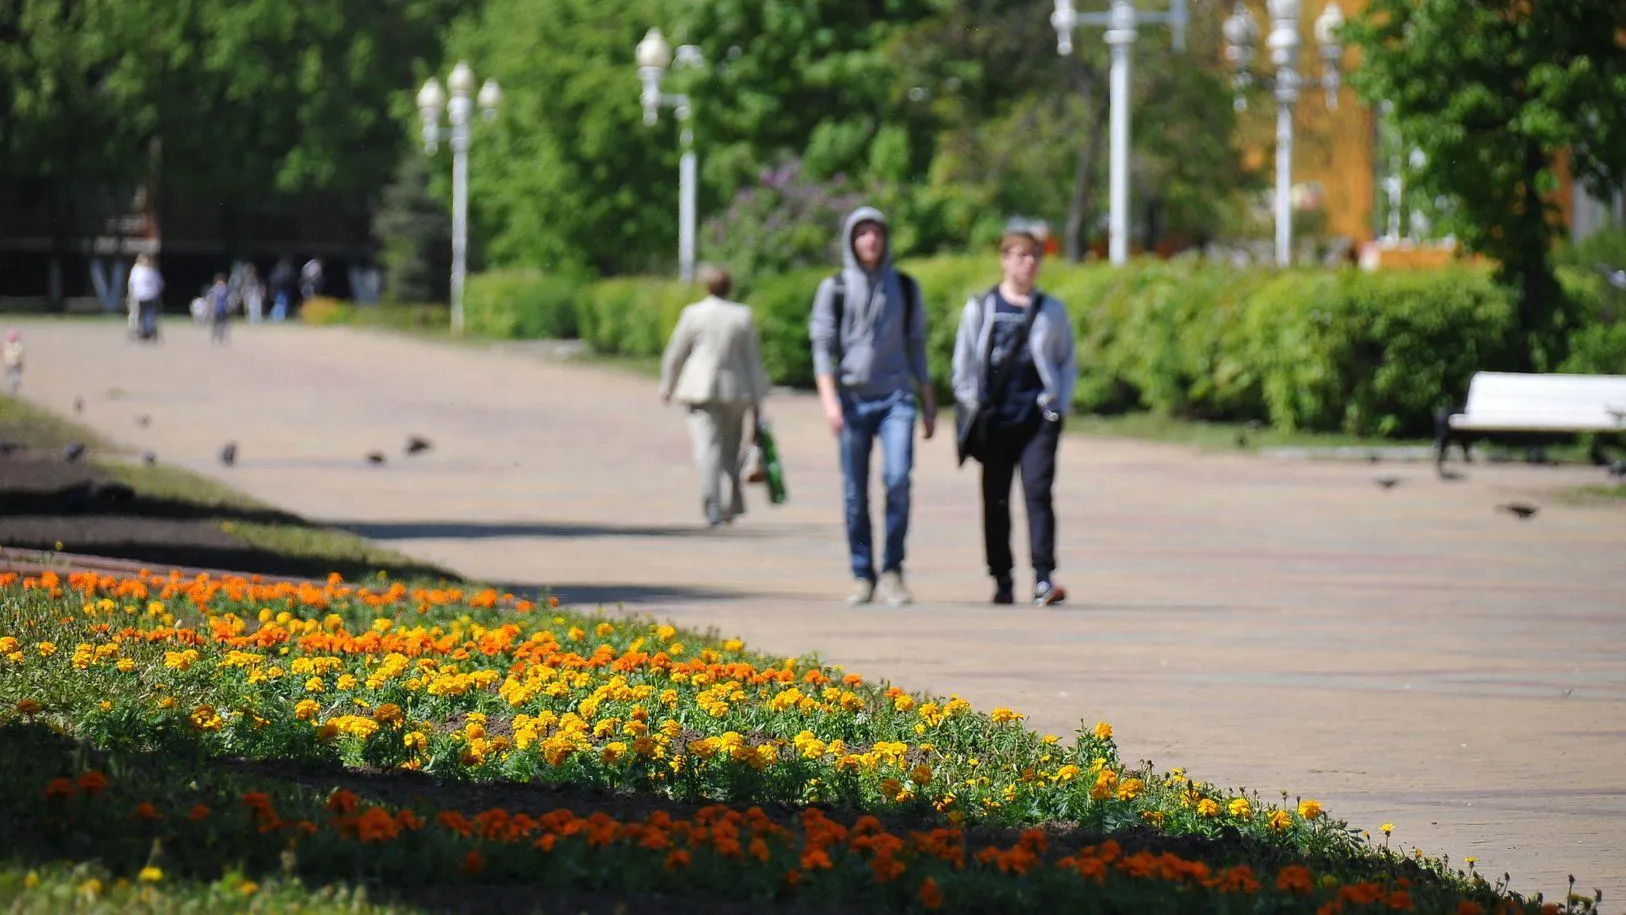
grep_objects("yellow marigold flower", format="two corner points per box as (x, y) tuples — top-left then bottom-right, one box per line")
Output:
(304, 677), (324, 693)
(1092, 722), (1113, 740)
(336, 674), (359, 690)
(36, 642), (58, 657)
(295, 699), (321, 720)
(238, 881), (259, 896)
(157, 697), (176, 710)
(1381, 822), (1394, 835)
(722, 639), (744, 652)
(1117, 777), (1145, 800)
(1268, 808), (1293, 831)
(1298, 799), (1323, 820)
(115, 658), (136, 673)
(990, 708), (1024, 725)
(1053, 764), (1081, 783)
(404, 731), (428, 751)
(0, 637), (17, 654)
(189, 705), (225, 732)
(137, 867), (162, 883)
(910, 763), (933, 786)
(23, 871), (38, 889)
(79, 878), (102, 898)
(595, 622), (615, 637)
(567, 626), (586, 642)
(1197, 798), (1221, 818)
(1229, 797), (1252, 818)
(655, 625), (676, 641)
(15, 698), (41, 716)
(879, 778), (904, 801)
(372, 703), (405, 726)
(667, 642), (685, 656)
(893, 694), (915, 712)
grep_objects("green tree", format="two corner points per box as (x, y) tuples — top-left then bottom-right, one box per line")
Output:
(1348, 0), (1626, 366)
(0, 0), (465, 257)
(373, 153), (452, 304)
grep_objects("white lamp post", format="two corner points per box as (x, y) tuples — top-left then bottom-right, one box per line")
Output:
(417, 61), (500, 335)
(1051, 0), (1189, 266)
(637, 28), (706, 285)
(1224, 1), (1344, 267)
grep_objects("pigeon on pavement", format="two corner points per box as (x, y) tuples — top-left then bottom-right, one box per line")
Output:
(406, 435), (433, 456)
(64, 442), (86, 463)
(1497, 503), (1539, 520)
(366, 451), (387, 465)
(219, 442), (238, 467)
(142, 451), (158, 466)
(1374, 477), (1401, 490)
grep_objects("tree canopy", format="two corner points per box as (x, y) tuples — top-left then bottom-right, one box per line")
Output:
(1348, 0), (1626, 361)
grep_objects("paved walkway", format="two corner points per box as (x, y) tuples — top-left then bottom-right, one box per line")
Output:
(13, 319), (1625, 906)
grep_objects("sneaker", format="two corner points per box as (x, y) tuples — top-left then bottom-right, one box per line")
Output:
(1033, 580), (1067, 607)
(992, 577), (1015, 606)
(846, 577), (876, 605)
(877, 570), (913, 607)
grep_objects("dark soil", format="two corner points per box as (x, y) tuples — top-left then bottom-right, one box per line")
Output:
(0, 413), (456, 583)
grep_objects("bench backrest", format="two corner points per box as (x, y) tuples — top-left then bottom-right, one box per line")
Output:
(1457, 372), (1626, 432)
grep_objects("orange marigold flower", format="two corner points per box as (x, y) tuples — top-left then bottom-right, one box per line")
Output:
(1276, 865), (1315, 895)
(132, 802), (162, 821)
(1456, 903), (1486, 915)
(1386, 890), (1414, 910)
(15, 699), (42, 716)
(460, 849), (485, 875)
(75, 771), (108, 797)
(43, 777), (75, 800)
(919, 876), (944, 911)
(325, 788), (359, 815)
(188, 804), (212, 821)
(665, 849), (691, 870)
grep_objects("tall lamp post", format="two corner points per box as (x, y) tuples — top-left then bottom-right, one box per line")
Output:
(1223, 0), (1344, 267)
(1051, 0), (1189, 266)
(636, 28), (705, 285)
(417, 61), (501, 335)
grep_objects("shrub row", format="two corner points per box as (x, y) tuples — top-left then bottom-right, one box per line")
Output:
(465, 259), (1614, 438)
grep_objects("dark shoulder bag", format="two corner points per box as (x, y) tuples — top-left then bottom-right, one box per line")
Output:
(955, 289), (1043, 467)
(829, 271), (919, 364)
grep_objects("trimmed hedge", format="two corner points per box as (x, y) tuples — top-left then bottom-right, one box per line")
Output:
(466, 258), (1612, 438)
(463, 270), (584, 340)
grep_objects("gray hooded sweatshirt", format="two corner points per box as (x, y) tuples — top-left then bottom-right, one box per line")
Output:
(808, 207), (930, 400)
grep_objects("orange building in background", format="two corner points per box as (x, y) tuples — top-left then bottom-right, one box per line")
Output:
(1222, 0), (1621, 256)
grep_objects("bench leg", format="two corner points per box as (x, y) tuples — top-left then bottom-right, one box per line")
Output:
(1433, 407), (1455, 467)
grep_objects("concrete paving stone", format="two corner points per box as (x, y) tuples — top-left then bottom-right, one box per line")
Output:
(11, 318), (1625, 907)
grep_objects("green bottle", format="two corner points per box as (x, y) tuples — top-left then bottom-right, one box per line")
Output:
(756, 421), (788, 505)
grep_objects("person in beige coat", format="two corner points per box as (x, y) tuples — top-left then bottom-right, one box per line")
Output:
(660, 266), (771, 527)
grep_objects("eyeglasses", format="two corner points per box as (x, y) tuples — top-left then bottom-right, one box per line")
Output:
(1001, 248), (1040, 260)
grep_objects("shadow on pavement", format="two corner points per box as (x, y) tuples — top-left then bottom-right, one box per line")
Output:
(474, 580), (747, 608)
(338, 520), (824, 541)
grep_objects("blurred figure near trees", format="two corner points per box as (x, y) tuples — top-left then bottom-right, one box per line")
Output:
(269, 258), (296, 322)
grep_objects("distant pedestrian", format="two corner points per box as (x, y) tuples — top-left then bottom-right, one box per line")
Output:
(207, 274), (232, 344)
(660, 265), (771, 527)
(127, 253), (165, 341)
(809, 206), (934, 606)
(240, 264), (265, 323)
(950, 223), (1077, 607)
(3, 330), (23, 395)
(269, 257), (296, 322)
(300, 257), (325, 305)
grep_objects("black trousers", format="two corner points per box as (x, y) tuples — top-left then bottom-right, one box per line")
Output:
(980, 414), (1061, 581)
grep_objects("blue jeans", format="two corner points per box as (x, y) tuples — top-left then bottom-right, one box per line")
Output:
(839, 389), (916, 581)
(271, 292), (288, 321)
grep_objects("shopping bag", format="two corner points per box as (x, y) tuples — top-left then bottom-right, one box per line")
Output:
(742, 444), (767, 483)
(755, 420), (788, 505)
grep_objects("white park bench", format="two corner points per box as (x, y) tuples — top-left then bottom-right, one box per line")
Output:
(1434, 372), (1626, 465)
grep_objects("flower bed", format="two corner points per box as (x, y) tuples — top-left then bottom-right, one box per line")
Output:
(0, 569), (1577, 913)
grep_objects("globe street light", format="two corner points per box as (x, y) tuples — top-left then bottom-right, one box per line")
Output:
(1224, 0), (1344, 267)
(637, 28), (705, 285)
(418, 61), (500, 334)
(1052, 0), (1189, 266)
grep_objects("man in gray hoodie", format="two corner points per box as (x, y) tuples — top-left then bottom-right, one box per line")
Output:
(810, 206), (936, 606)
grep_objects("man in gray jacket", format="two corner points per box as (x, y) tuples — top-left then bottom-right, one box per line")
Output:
(810, 206), (936, 606)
